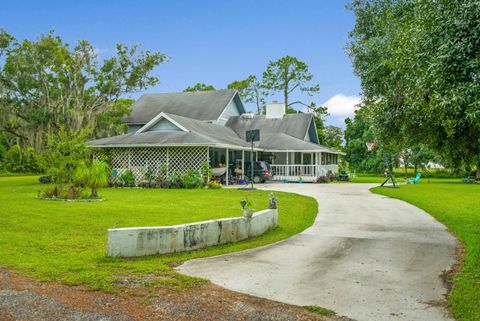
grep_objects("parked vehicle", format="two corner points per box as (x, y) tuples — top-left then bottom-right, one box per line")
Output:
(243, 161), (272, 183)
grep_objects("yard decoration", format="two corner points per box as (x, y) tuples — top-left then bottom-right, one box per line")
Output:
(241, 198), (254, 218)
(366, 142), (398, 188)
(269, 193), (277, 209)
(407, 173), (422, 184)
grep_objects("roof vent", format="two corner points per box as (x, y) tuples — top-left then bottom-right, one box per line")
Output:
(266, 101), (286, 119)
(240, 112), (255, 120)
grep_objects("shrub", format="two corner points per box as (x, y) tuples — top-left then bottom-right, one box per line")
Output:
(118, 170), (135, 187)
(201, 162), (212, 185)
(165, 170), (206, 189)
(169, 172), (183, 189)
(60, 186), (85, 199)
(41, 185), (87, 200)
(42, 186), (61, 198)
(207, 181), (222, 189)
(462, 177), (478, 184)
(317, 176), (330, 183)
(326, 170), (336, 181)
(38, 176), (52, 184)
(3, 145), (45, 173)
(144, 167), (156, 185)
(0, 144), (6, 171)
(159, 179), (172, 189)
(182, 169), (202, 189)
(155, 164), (170, 188)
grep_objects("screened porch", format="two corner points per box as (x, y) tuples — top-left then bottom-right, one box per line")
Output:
(208, 148), (341, 184)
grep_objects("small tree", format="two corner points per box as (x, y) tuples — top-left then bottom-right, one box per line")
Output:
(262, 56), (320, 112)
(228, 75), (269, 114)
(183, 83), (216, 92)
(75, 160), (110, 198)
(324, 125), (343, 149)
(46, 128), (90, 183)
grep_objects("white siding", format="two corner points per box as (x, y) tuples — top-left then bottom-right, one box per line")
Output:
(217, 98), (242, 125)
(127, 125), (143, 133)
(148, 118), (182, 132)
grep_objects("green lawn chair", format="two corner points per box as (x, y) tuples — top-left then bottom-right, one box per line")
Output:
(407, 173), (422, 184)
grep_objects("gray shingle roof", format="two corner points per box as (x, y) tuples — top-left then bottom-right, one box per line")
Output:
(225, 113), (313, 141)
(88, 112), (252, 148)
(88, 92), (344, 154)
(165, 113), (250, 147)
(124, 89), (241, 124)
(258, 133), (344, 154)
(88, 131), (214, 147)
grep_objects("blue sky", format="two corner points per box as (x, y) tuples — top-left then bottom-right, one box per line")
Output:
(1, 0), (360, 127)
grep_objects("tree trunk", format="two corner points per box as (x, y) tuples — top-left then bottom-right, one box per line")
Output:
(91, 186), (97, 198)
(284, 65), (289, 110)
(477, 163), (480, 180)
(256, 91), (261, 115)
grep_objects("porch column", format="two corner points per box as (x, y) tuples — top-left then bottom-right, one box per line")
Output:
(301, 153), (304, 164)
(225, 148), (229, 186)
(241, 150), (245, 180)
(286, 152), (289, 178)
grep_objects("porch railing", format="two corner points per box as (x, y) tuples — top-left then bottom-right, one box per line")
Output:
(270, 164), (338, 182)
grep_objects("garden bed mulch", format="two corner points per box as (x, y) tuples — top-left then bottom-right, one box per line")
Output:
(0, 269), (354, 321)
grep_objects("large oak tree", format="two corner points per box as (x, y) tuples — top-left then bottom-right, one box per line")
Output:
(0, 30), (167, 151)
(348, 0), (480, 177)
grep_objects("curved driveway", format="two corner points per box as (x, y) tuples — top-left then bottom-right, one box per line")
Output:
(177, 184), (456, 321)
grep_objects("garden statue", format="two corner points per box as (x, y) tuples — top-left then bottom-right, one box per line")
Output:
(269, 193), (277, 209)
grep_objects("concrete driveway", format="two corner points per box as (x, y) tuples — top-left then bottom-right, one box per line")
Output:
(177, 183), (457, 321)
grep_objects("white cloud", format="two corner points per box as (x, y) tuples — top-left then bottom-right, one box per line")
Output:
(93, 47), (112, 58)
(322, 94), (361, 116)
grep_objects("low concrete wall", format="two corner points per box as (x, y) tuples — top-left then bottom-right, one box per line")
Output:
(107, 209), (278, 257)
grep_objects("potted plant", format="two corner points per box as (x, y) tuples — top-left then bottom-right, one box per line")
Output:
(240, 199), (254, 218)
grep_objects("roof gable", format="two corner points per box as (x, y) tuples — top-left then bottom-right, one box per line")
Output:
(164, 113), (249, 147)
(305, 117), (320, 144)
(225, 113), (314, 141)
(136, 113), (188, 134)
(123, 89), (245, 124)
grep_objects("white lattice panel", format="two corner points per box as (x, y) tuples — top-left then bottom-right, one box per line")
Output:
(168, 146), (208, 175)
(108, 146), (208, 184)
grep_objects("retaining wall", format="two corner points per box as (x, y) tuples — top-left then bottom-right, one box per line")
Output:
(107, 209), (278, 257)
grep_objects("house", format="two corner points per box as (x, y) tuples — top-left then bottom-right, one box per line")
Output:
(87, 89), (344, 184)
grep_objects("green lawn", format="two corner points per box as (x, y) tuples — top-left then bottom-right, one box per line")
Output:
(346, 173), (463, 184)
(0, 176), (317, 290)
(372, 182), (480, 321)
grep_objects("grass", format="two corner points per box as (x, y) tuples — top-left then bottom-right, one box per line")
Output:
(305, 305), (336, 316)
(343, 171), (464, 184)
(372, 181), (480, 321)
(0, 176), (317, 291)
